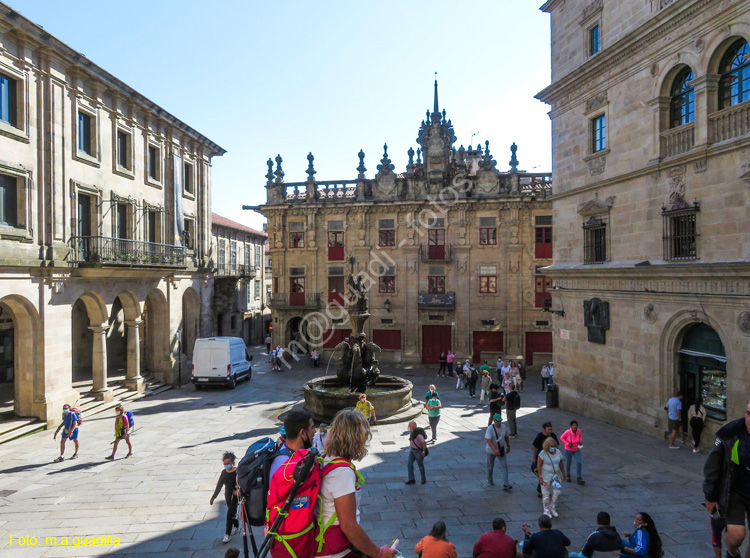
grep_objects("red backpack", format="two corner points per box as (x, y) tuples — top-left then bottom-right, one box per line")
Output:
(265, 451), (363, 558)
(70, 407), (83, 427)
(314, 458), (364, 557)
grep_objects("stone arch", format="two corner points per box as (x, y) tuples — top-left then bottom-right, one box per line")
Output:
(655, 61), (699, 98)
(0, 294), (43, 417)
(706, 31), (750, 75)
(142, 289), (169, 379)
(181, 287), (200, 360)
(115, 290), (142, 322)
(71, 291), (109, 383)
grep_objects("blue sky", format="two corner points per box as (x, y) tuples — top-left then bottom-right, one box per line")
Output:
(10, 1), (552, 230)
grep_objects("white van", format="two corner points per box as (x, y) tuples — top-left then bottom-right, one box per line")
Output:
(191, 337), (253, 389)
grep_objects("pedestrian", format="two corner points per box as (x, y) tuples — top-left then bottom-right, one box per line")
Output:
(510, 363), (522, 391)
(560, 420), (585, 485)
(533, 422), (559, 498)
(457, 360), (469, 389)
(269, 410), (315, 479)
(405, 420), (428, 485)
(488, 383), (506, 426)
(620, 511), (664, 558)
(414, 521), (457, 558)
(569, 512), (623, 558)
(502, 371), (513, 393)
(468, 364), (479, 399)
(688, 397), (706, 453)
(53, 404), (80, 462)
(496, 357), (504, 381)
(548, 362), (554, 383)
(473, 518), (517, 558)
(313, 423), (328, 453)
(665, 391), (685, 448)
(105, 404), (132, 461)
(703, 400), (750, 558)
(485, 413), (512, 491)
(210, 452), (239, 543)
(518, 361), (526, 392)
(479, 369), (492, 405)
(521, 515), (571, 557)
(446, 350), (455, 377)
(480, 360), (493, 381)
(311, 348), (320, 367)
(537, 437), (565, 518)
(541, 364), (550, 391)
(425, 384), (439, 402)
(264, 334), (272, 353)
(316, 409), (397, 558)
(505, 384), (520, 438)
(438, 352), (447, 377)
(426, 391), (442, 443)
(355, 393), (376, 424)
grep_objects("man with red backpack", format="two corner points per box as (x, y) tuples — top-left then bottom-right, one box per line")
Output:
(53, 403), (81, 462)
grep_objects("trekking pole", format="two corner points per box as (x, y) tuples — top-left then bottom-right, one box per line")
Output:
(239, 495), (259, 558)
(254, 448), (319, 558)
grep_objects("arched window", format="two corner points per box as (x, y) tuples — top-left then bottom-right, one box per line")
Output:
(670, 67), (694, 127)
(719, 39), (750, 109)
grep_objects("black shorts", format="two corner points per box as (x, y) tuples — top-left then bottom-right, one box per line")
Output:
(725, 493), (750, 527)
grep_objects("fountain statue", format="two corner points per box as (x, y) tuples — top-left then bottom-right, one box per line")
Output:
(303, 256), (416, 421)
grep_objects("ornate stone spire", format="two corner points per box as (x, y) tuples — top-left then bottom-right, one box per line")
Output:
(509, 142), (519, 172)
(274, 154), (284, 183)
(407, 146), (415, 168)
(357, 149), (366, 179)
(433, 75), (439, 116)
(306, 152), (316, 180)
(377, 143), (394, 174)
(265, 158), (274, 187)
(479, 140), (497, 171)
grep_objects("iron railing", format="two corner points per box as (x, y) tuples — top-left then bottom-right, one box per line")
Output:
(269, 292), (323, 309)
(417, 291), (456, 308)
(420, 243), (453, 262)
(215, 264), (256, 277)
(68, 236), (186, 267)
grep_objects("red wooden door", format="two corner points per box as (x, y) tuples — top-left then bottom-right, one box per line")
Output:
(472, 331), (504, 363)
(328, 231), (344, 261)
(373, 329), (402, 350)
(535, 226), (552, 259)
(422, 325), (451, 364)
(525, 332), (553, 366)
(535, 275), (552, 308)
(290, 277), (305, 307)
(428, 229), (445, 260)
(323, 328), (352, 349)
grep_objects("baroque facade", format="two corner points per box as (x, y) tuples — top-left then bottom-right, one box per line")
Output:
(254, 84), (554, 366)
(537, 0), (750, 443)
(211, 213), (269, 345)
(0, 4), (223, 426)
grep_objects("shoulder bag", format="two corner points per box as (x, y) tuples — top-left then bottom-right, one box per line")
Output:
(544, 450), (563, 490)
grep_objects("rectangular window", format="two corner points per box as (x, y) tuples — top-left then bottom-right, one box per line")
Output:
(428, 266), (445, 294)
(148, 145), (160, 181)
(289, 267), (305, 277)
(255, 246), (261, 268)
(289, 232), (305, 248)
(184, 163), (193, 193)
(230, 241), (237, 272)
(218, 239), (226, 267)
(428, 217), (445, 228)
(117, 130), (130, 169)
(289, 221), (304, 231)
(0, 73), (17, 127)
(535, 216), (553, 259)
(663, 207), (699, 261)
(255, 281), (261, 300)
(115, 203), (128, 239)
(328, 231), (344, 260)
(379, 219), (395, 247)
(592, 115), (606, 153)
(183, 218), (194, 249)
(589, 25), (600, 55)
(583, 218), (607, 264)
(246, 283), (251, 309)
(78, 112), (93, 155)
(0, 174), (18, 228)
(479, 265), (497, 293)
(328, 266), (345, 305)
(535, 275), (552, 308)
(245, 244), (251, 270)
(479, 217), (497, 245)
(378, 266), (396, 293)
(147, 211), (157, 243)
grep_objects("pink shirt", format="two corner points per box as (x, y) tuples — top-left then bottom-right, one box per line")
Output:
(560, 428), (582, 452)
(446, 354), (455, 363)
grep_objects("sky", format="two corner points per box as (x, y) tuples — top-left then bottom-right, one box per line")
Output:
(8, 0), (552, 230)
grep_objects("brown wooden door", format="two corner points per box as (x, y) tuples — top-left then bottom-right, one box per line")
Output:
(472, 331), (504, 363)
(428, 229), (445, 260)
(525, 332), (553, 366)
(422, 325), (451, 364)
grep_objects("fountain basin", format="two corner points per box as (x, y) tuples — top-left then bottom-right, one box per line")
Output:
(304, 375), (414, 421)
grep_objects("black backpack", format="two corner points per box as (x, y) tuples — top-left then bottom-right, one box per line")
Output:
(236, 437), (292, 526)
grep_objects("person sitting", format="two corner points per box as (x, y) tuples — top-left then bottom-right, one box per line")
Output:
(311, 349), (320, 367)
(521, 515), (570, 557)
(415, 521), (457, 558)
(620, 512), (663, 558)
(473, 517), (517, 558)
(569, 511), (623, 558)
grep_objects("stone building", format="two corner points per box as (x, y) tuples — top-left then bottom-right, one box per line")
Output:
(211, 213), (268, 345)
(253, 84), (554, 366)
(536, 0), (750, 443)
(0, 4), (224, 427)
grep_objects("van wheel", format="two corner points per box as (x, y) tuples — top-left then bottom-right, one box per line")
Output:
(194, 384), (203, 390)
(247, 370), (252, 382)
(228, 377), (236, 390)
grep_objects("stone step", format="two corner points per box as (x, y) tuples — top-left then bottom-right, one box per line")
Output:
(0, 419), (45, 445)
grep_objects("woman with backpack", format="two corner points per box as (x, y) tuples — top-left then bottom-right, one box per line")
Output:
(106, 404), (132, 461)
(414, 521), (457, 558)
(317, 409), (397, 558)
(210, 452), (239, 544)
(688, 397), (707, 453)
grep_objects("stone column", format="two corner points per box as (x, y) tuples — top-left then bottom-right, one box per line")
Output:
(124, 319), (145, 393)
(690, 74), (719, 148)
(89, 325), (113, 402)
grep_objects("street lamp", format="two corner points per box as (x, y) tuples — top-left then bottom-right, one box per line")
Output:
(542, 298), (565, 317)
(384, 299), (391, 313)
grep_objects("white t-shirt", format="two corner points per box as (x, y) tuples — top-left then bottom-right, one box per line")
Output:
(539, 448), (563, 482)
(318, 458), (361, 558)
(501, 364), (511, 376)
(484, 423), (508, 455)
(313, 431), (327, 453)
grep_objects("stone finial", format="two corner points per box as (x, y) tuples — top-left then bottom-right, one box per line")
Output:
(274, 154), (284, 183)
(265, 158), (274, 187)
(407, 146), (415, 168)
(306, 152), (316, 181)
(457, 145), (466, 165)
(377, 143), (395, 174)
(416, 147), (422, 165)
(479, 140), (497, 171)
(357, 149), (366, 179)
(509, 142), (519, 172)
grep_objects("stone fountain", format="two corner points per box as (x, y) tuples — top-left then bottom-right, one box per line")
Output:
(303, 259), (415, 421)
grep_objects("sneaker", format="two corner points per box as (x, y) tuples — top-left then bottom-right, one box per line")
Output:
(488, 480), (494, 486)
(69, 453), (78, 460)
(53, 456), (64, 463)
(509, 435), (516, 439)
(543, 511), (551, 518)
(692, 448), (699, 453)
(125, 453), (133, 458)
(503, 484), (512, 491)
(231, 526), (238, 536)
(577, 478), (586, 486)
(105, 455), (115, 461)
(669, 445), (680, 449)
(551, 510), (559, 518)
(222, 534), (231, 543)
(404, 480), (415, 485)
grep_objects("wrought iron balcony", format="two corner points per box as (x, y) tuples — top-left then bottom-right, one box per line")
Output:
(420, 243), (453, 262)
(68, 236), (186, 267)
(418, 291), (456, 308)
(269, 292), (323, 310)
(215, 264), (256, 278)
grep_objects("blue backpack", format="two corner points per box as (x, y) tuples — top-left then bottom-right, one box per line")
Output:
(124, 410), (134, 428)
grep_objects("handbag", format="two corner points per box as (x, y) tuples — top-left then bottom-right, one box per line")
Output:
(545, 450), (563, 490)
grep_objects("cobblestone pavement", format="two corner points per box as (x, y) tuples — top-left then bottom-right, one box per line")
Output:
(0, 348), (726, 558)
